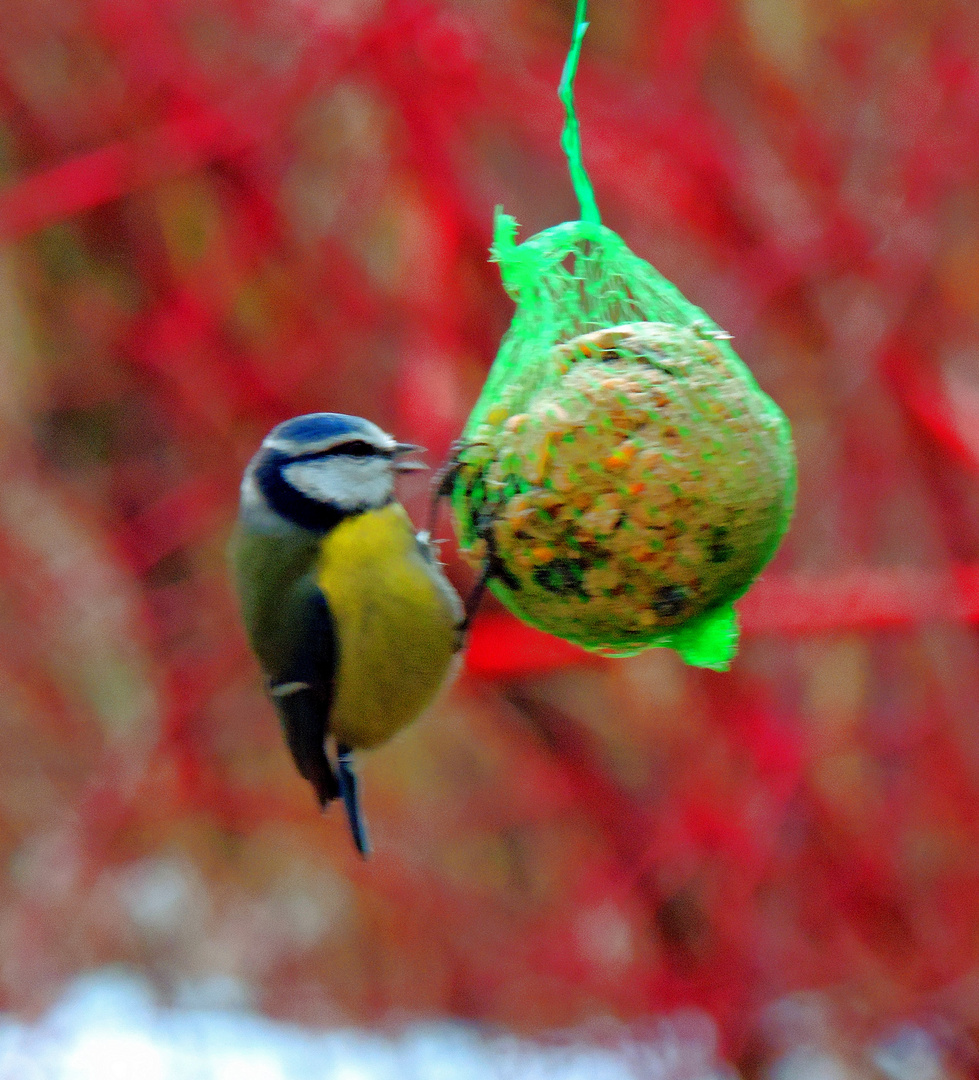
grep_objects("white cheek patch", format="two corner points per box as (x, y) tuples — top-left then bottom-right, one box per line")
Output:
(283, 456), (394, 511)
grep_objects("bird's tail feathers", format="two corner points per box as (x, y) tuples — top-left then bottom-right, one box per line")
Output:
(337, 744), (371, 858)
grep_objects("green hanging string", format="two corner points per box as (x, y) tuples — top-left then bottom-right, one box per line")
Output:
(558, 0), (601, 224)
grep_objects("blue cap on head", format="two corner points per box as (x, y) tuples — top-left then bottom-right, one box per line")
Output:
(263, 413), (394, 456)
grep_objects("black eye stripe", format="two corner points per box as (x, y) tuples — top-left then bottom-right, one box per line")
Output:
(291, 440), (391, 462)
(332, 440), (376, 457)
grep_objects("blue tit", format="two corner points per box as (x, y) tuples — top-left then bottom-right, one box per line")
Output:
(231, 413), (465, 856)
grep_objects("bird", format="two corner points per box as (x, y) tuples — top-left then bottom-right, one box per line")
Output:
(231, 413), (465, 857)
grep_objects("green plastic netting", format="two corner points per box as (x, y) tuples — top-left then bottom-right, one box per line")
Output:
(449, 2), (795, 670)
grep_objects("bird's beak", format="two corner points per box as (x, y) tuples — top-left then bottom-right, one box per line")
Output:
(393, 442), (428, 471)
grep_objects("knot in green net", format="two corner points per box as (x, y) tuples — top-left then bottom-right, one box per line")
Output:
(448, 2), (796, 670)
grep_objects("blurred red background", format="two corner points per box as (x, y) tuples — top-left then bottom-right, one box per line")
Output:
(2, 0), (979, 1069)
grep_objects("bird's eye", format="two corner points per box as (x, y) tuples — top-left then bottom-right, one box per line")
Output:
(332, 440), (378, 458)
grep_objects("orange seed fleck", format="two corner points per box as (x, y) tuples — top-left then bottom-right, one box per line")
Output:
(605, 443), (637, 470)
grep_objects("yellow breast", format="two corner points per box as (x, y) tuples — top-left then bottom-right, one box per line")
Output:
(316, 502), (463, 750)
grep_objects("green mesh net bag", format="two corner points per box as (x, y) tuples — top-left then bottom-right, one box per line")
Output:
(449, 2), (796, 670)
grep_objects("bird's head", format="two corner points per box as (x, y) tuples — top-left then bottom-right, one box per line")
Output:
(240, 413), (426, 533)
